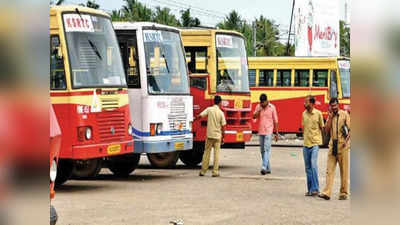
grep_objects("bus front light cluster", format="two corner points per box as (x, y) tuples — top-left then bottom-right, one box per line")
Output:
(189, 121), (193, 131)
(150, 123), (162, 136)
(50, 160), (57, 182)
(78, 126), (92, 141)
(128, 123), (133, 136)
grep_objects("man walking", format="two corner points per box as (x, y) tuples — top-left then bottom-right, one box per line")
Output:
(253, 94), (279, 175)
(195, 95), (226, 177)
(319, 98), (351, 200)
(302, 96), (324, 196)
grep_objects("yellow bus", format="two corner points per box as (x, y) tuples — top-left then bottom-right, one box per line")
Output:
(179, 28), (252, 166)
(247, 56), (350, 134)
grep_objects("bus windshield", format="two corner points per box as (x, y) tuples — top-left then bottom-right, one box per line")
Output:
(63, 13), (126, 89)
(338, 60), (350, 98)
(216, 34), (250, 93)
(143, 29), (189, 95)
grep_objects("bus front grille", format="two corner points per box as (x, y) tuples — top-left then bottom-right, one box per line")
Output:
(101, 98), (119, 111)
(97, 111), (126, 143)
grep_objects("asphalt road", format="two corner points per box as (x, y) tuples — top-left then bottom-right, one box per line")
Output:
(53, 145), (350, 225)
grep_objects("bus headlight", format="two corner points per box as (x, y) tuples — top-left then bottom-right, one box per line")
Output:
(50, 160), (57, 182)
(156, 123), (162, 135)
(128, 123), (133, 136)
(189, 121), (193, 131)
(85, 127), (92, 140)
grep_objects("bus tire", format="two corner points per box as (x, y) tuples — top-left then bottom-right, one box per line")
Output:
(55, 159), (74, 186)
(72, 159), (102, 179)
(107, 153), (141, 177)
(179, 143), (204, 167)
(50, 205), (58, 225)
(147, 152), (179, 168)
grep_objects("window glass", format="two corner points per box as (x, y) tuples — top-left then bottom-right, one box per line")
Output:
(50, 35), (66, 90)
(338, 60), (350, 97)
(295, 70), (310, 87)
(118, 32), (141, 88)
(190, 77), (206, 90)
(185, 47), (207, 74)
(330, 70), (338, 98)
(313, 70), (328, 87)
(248, 69), (256, 87)
(259, 69), (273, 87)
(276, 70), (291, 87)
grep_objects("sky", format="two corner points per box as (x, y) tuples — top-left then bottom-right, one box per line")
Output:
(64, 0), (349, 34)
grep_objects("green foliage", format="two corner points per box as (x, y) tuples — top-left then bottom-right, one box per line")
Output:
(340, 20), (350, 57)
(180, 9), (200, 27)
(153, 6), (180, 26)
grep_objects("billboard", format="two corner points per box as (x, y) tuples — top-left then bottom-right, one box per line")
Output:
(294, 0), (340, 56)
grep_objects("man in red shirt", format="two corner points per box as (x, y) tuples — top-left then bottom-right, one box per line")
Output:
(253, 94), (279, 175)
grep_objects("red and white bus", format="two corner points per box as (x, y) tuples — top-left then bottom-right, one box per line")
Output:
(50, 6), (134, 184)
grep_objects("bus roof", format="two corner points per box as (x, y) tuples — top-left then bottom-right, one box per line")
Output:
(180, 28), (244, 38)
(248, 56), (350, 62)
(50, 5), (110, 18)
(113, 22), (180, 32)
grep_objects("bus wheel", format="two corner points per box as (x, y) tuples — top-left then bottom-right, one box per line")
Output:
(72, 159), (102, 179)
(107, 153), (141, 177)
(147, 152), (179, 168)
(55, 159), (74, 186)
(179, 149), (204, 167)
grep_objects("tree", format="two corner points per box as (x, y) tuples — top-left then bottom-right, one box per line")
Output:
(254, 16), (286, 56)
(111, 10), (125, 21)
(217, 10), (243, 31)
(85, 0), (100, 9)
(153, 6), (179, 26)
(340, 20), (350, 57)
(50, 0), (65, 5)
(179, 8), (200, 27)
(122, 0), (153, 22)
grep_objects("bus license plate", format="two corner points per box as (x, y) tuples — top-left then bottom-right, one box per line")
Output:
(236, 132), (244, 141)
(107, 144), (121, 155)
(174, 142), (185, 150)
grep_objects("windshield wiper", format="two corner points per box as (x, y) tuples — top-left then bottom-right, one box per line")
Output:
(161, 54), (170, 73)
(88, 39), (102, 60)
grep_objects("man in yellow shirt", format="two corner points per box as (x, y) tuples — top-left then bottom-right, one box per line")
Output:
(195, 96), (226, 177)
(319, 97), (351, 200)
(302, 96), (324, 196)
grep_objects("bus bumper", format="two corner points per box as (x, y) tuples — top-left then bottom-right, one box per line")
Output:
(134, 137), (193, 153)
(223, 130), (252, 143)
(71, 140), (134, 159)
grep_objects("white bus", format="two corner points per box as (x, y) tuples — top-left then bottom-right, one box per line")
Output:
(114, 22), (193, 168)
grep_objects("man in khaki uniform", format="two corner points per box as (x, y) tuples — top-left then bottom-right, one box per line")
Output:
(195, 96), (226, 177)
(319, 98), (351, 200)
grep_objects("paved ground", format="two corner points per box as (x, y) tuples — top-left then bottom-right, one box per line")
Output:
(53, 145), (350, 225)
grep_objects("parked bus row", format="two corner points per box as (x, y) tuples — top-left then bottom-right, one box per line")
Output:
(49, 5), (350, 187)
(49, 5), (251, 186)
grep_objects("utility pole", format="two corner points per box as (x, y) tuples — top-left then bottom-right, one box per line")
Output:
(286, 0), (295, 56)
(253, 21), (257, 56)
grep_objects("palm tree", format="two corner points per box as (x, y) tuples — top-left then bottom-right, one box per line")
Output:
(217, 10), (243, 31)
(153, 7), (179, 26)
(180, 8), (200, 27)
(111, 10), (125, 21)
(122, 0), (153, 22)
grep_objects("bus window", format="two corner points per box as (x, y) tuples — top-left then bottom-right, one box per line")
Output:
(190, 77), (206, 90)
(259, 70), (273, 87)
(185, 47), (207, 74)
(330, 70), (338, 98)
(277, 70), (291, 87)
(295, 70), (310, 87)
(119, 34), (141, 88)
(50, 35), (66, 90)
(313, 70), (328, 87)
(338, 60), (350, 98)
(249, 69), (256, 87)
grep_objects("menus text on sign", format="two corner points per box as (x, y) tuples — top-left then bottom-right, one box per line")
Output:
(144, 31), (163, 42)
(216, 35), (233, 48)
(64, 14), (94, 33)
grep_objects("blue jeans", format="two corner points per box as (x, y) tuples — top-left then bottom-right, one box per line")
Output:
(303, 145), (320, 193)
(259, 135), (272, 172)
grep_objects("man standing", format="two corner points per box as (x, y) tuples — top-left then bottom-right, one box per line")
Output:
(253, 94), (279, 175)
(319, 98), (351, 200)
(195, 95), (226, 177)
(302, 96), (324, 196)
